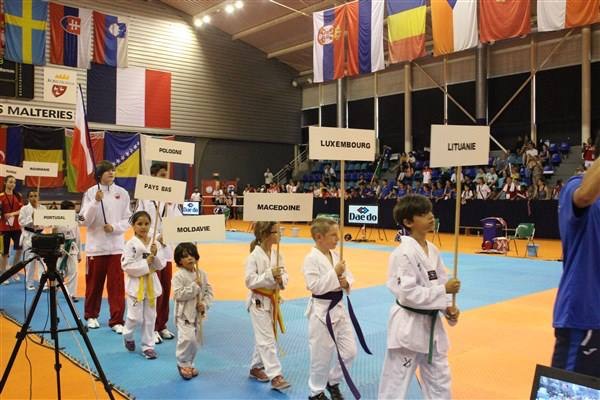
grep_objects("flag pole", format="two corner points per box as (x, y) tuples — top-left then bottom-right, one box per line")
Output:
(78, 84), (107, 225)
(339, 160), (345, 260)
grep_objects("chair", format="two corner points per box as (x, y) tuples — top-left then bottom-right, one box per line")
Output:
(550, 153), (562, 166)
(549, 143), (558, 154)
(509, 223), (536, 257)
(559, 142), (570, 156)
(431, 218), (441, 246)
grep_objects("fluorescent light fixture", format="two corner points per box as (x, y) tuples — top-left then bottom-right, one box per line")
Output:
(234, 0), (244, 9)
(194, 18), (203, 27)
(202, 15), (211, 23)
(225, 4), (235, 13)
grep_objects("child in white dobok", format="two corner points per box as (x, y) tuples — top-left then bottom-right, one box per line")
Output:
(172, 242), (213, 380)
(378, 194), (461, 400)
(54, 200), (81, 302)
(121, 211), (166, 360)
(18, 190), (46, 291)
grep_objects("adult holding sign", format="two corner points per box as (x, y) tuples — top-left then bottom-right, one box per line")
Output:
(0, 175), (23, 284)
(135, 162), (182, 344)
(79, 160), (132, 332)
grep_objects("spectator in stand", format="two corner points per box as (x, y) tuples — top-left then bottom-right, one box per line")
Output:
(486, 167), (499, 188)
(475, 177), (491, 200)
(422, 166), (432, 186)
(190, 187), (202, 202)
(399, 152), (408, 165)
(407, 152), (416, 165)
(264, 168), (274, 185)
(582, 137), (595, 170)
(396, 166), (406, 183)
(349, 188), (359, 199)
(450, 169), (463, 184)
(397, 182), (408, 198)
(313, 185), (321, 198)
(552, 180), (563, 200)
(475, 168), (486, 182)
(539, 143), (550, 165)
(508, 151), (522, 166)
(443, 180), (454, 200)
(510, 165), (521, 181)
(432, 181), (445, 202)
(323, 163), (335, 184)
(534, 178), (549, 200)
(502, 176), (519, 200)
(330, 186), (339, 198)
(421, 184), (432, 198)
(461, 184), (475, 204)
(404, 163), (414, 182)
(494, 152), (509, 177)
(213, 184), (225, 205)
(514, 135), (525, 155)
(523, 141), (539, 165)
(530, 157), (544, 185)
(413, 181), (424, 196)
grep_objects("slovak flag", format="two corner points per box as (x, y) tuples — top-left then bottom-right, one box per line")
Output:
(49, 3), (92, 69)
(93, 11), (128, 67)
(313, 5), (346, 83)
(345, 0), (384, 78)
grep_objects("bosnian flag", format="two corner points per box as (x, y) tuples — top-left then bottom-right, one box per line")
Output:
(313, 5), (346, 83)
(49, 3), (92, 69)
(87, 63), (171, 128)
(93, 11), (128, 67)
(345, 0), (384, 78)
(538, 0), (599, 33)
(72, 85), (95, 191)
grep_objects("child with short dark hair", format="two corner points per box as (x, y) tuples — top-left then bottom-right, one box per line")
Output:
(378, 194), (461, 399)
(121, 211), (166, 360)
(172, 242), (213, 380)
(18, 190), (46, 290)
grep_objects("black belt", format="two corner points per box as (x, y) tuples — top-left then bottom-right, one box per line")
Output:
(396, 300), (438, 364)
(24, 227), (43, 234)
(313, 291), (372, 399)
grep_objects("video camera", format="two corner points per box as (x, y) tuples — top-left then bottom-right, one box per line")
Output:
(31, 233), (65, 258)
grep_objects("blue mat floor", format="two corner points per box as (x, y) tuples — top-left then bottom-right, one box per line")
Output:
(0, 237), (563, 400)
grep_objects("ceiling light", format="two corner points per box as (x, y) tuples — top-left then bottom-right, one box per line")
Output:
(202, 15), (211, 24)
(194, 18), (203, 27)
(234, 0), (244, 9)
(225, 4), (235, 13)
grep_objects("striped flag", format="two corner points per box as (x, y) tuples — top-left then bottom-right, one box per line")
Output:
(93, 11), (128, 67)
(87, 63), (171, 128)
(313, 5), (346, 83)
(431, 0), (478, 57)
(479, 0), (530, 43)
(345, 0), (384, 78)
(49, 3), (92, 69)
(537, 0), (599, 32)
(387, 0), (427, 64)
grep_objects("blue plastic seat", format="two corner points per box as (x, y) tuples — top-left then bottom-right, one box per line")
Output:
(559, 142), (570, 155)
(549, 143), (558, 154)
(550, 153), (562, 166)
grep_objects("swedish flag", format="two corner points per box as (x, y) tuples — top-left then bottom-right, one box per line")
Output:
(4, 0), (48, 65)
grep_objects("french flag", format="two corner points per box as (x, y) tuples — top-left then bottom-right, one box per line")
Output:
(313, 5), (346, 83)
(87, 63), (171, 128)
(345, 0), (384, 78)
(93, 11), (128, 68)
(49, 3), (92, 69)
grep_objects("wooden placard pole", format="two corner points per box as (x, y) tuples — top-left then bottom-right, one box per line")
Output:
(452, 165), (462, 308)
(339, 160), (345, 260)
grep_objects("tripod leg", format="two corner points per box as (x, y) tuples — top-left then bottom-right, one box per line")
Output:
(0, 273), (47, 393)
(48, 275), (63, 399)
(53, 274), (115, 400)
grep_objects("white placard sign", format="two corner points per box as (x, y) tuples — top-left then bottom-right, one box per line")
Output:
(309, 127), (376, 161)
(22, 161), (59, 177)
(134, 175), (186, 203)
(34, 210), (77, 227)
(144, 137), (195, 164)
(162, 215), (226, 243)
(43, 67), (77, 104)
(0, 164), (25, 180)
(243, 193), (313, 222)
(429, 125), (490, 168)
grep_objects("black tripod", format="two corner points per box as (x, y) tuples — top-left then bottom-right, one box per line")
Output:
(0, 255), (115, 400)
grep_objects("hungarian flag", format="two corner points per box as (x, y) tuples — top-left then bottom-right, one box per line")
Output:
(23, 127), (65, 188)
(479, 0), (530, 43)
(65, 129), (104, 192)
(87, 63), (171, 128)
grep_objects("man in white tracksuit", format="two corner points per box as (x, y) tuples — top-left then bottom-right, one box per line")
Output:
(378, 195), (460, 400)
(18, 190), (46, 290)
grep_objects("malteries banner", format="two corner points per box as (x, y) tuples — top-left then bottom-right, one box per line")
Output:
(87, 63), (171, 128)
(4, 0), (48, 65)
(431, 0), (478, 57)
(479, 0), (530, 43)
(93, 11), (128, 68)
(65, 129), (104, 192)
(386, 0), (427, 64)
(49, 3), (92, 69)
(537, 0), (600, 32)
(23, 127), (64, 188)
(104, 132), (140, 191)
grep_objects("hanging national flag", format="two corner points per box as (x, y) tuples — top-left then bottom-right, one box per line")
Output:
(23, 127), (65, 188)
(431, 0), (478, 56)
(479, 0), (530, 43)
(4, 0), (48, 65)
(65, 129), (104, 192)
(68, 86), (95, 192)
(313, 4), (347, 83)
(104, 132), (140, 191)
(537, 0), (599, 33)
(93, 11), (128, 67)
(0, 125), (23, 187)
(1, 12), (5, 60)
(387, 0), (427, 64)
(87, 63), (172, 128)
(49, 3), (92, 69)
(345, 0), (385, 78)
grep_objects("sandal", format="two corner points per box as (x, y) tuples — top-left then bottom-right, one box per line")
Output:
(178, 366), (194, 380)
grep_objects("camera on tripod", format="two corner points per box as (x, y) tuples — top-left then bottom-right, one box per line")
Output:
(31, 233), (65, 258)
